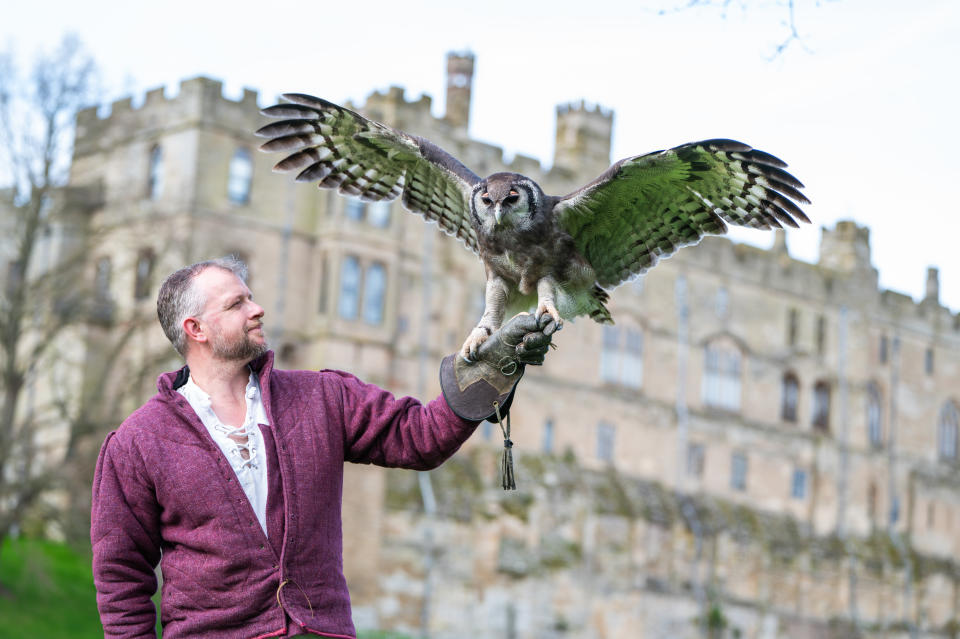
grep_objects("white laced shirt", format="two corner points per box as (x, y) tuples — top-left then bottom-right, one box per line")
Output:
(177, 369), (270, 535)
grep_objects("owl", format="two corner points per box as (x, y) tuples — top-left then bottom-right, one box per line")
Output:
(256, 94), (809, 360)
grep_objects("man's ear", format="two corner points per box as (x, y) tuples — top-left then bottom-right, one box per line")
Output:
(183, 317), (207, 344)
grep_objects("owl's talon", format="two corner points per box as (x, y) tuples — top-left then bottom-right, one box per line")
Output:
(461, 326), (492, 361)
(535, 301), (563, 331)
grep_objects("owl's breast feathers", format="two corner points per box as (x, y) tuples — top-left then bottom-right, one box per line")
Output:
(479, 224), (591, 295)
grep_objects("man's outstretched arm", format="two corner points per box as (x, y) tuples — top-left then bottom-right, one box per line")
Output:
(341, 314), (556, 468)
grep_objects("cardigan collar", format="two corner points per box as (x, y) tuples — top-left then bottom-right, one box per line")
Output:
(160, 351), (275, 393)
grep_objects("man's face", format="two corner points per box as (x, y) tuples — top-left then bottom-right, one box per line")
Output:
(193, 267), (267, 362)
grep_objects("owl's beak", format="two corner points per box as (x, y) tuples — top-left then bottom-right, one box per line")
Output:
(494, 208), (503, 225)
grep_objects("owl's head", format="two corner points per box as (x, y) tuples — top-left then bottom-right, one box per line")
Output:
(472, 173), (544, 234)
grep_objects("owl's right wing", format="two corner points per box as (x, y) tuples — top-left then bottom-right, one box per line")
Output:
(256, 93), (482, 253)
(553, 139), (810, 288)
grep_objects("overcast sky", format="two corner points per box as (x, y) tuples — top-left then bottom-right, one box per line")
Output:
(4, 0), (959, 312)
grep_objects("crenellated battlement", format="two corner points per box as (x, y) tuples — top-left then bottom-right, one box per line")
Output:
(681, 219), (960, 334)
(358, 85), (438, 143)
(556, 99), (613, 120)
(552, 99), (614, 177)
(74, 76), (263, 158)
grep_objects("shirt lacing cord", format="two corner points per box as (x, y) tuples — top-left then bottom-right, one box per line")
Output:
(177, 370), (270, 535)
(217, 421), (259, 472)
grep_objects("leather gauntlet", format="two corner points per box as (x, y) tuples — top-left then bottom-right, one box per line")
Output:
(440, 314), (556, 422)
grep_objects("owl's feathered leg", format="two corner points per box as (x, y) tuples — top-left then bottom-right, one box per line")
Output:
(535, 276), (563, 330)
(462, 276), (509, 361)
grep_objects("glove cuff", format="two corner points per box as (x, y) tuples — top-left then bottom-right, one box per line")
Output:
(439, 354), (523, 422)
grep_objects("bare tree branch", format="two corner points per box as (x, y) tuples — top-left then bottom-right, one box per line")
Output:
(652, 0), (835, 59)
(0, 35), (151, 585)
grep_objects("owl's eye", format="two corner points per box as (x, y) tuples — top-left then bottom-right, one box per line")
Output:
(480, 193), (492, 206)
(504, 190), (520, 205)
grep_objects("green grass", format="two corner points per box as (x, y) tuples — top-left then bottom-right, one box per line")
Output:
(0, 537), (414, 638)
(0, 537), (103, 639)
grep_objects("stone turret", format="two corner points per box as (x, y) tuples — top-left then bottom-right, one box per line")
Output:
(552, 100), (613, 177)
(444, 51), (474, 130)
(818, 220), (872, 273)
(925, 266), (940, 304)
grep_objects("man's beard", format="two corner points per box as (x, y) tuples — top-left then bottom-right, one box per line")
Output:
(210, 325), (268, 362)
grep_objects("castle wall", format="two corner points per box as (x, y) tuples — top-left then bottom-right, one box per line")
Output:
(51, 62), (960, 637)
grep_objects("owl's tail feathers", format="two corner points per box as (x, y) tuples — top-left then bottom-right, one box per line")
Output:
(588, 285), (614, 325)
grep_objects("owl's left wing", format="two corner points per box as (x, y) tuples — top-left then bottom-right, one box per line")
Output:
(554, 139), (810, 288)
(256, 93), (482, 253)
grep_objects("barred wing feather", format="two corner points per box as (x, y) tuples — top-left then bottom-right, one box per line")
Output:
(554, 139), (810, 288)
(256, 93), (482, 253)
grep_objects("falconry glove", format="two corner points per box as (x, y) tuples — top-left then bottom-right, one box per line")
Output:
(440, 313), (556, 423)
(440, 313), (556, 490)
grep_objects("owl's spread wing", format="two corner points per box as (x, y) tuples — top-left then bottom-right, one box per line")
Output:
(256, 93), (482, 253)
(554, 139), (810, 288)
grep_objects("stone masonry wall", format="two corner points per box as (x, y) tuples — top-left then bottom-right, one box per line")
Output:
(346, 446), (960, 639)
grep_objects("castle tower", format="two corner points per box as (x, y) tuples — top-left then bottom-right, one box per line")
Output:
(818, 220), (872, 273)
(552, 100), (613, 176)
(444, 51), (474, 130)
(925, 266), (940, 304)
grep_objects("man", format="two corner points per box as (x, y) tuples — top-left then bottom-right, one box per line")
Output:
(91, 256), (553, 638)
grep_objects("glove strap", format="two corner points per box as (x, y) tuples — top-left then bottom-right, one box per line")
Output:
(493, 400), (516, 490)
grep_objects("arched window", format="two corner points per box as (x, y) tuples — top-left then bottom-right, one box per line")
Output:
(600, 324), (643, 389)
(542, 419), (554, 454)
(703, 340), (741, 411)
(781, 372), (799, 422)
(92, 256), (114, 323)
(791, 468), (807, 499)
(815, 314), (827, 355)
(866, 382), (883, 448)
(338, 255), (361, 320)
(227, 148), (253, 204)
(812, 381), (831, 433)
(596, 421), (616, 463)
(94, 257), (112, 301)
(938, 401), (958, 461)
(134, 248), (155, 301)
(361, 261), (386, 325)
(367, 201), (391, 228)
(730, 451), (748, 491)
(787, 307), (799, 347)
(147, 144), (164, 200)
(344, 197), (365, 221)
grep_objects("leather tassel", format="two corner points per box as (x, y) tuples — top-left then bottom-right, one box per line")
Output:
(493, 401), (516, 490)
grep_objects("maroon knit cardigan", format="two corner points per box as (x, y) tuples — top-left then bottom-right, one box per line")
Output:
(91, 351), (476, 638)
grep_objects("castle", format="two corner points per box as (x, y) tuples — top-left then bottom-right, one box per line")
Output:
(34, 52), (960, 636)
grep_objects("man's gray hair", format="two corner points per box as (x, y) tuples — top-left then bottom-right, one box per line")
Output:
(157, 256), (249, 357)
